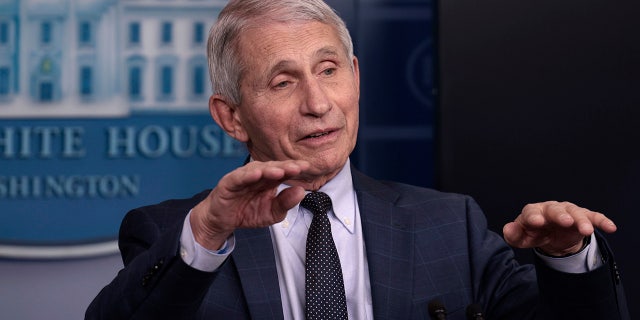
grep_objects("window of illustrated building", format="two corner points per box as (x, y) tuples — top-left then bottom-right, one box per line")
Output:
(37, 56), (57, 102)
(0, 22), (8, 45)
(161, 65), (173, 96)
(79, 21), (92, 46)
(193, 22), (205, 45)
(161, 22), (172, 45)
(128, 56), (147, 101)
(0, 67), (9, 96)
(129, 22), (141, 45)
(187, 56), (208, 100)
(41, 22), (52, 45)
(155, 55), (177, 101)
(193, 65), (205, 96)
(129, 66), (142, 100)
(80, 66), (93, 97)
(40, 82), (53, 101)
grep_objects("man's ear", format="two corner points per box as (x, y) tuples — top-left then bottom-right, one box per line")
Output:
(209, 94), (249, 142)
(352, 56), (361, 95)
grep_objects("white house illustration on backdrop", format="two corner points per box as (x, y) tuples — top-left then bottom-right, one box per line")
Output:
(0, 0), (226, 118)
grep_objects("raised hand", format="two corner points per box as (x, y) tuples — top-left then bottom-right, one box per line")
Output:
(503, 201), (617, 256)
(190, 160), (311, 250)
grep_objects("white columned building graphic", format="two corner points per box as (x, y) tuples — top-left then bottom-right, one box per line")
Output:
(0, 0), (225, 118)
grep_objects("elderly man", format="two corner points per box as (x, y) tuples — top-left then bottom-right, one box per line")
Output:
(86, 0), (628, 319)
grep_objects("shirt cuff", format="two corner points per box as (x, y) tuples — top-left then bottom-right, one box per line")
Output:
(534, 233), (602, 273)
(179, 210), (235, 272)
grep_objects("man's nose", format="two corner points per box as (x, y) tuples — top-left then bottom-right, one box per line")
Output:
(301, 78), (331, 117)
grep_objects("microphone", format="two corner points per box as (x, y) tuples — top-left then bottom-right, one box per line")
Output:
(428, 300), (447, 320)
(466, 303), (485, 320)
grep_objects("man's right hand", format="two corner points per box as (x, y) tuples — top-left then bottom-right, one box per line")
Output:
(190, 160), (310, 250)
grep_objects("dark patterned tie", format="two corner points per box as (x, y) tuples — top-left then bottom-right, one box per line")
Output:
(301, 191), (348, 320)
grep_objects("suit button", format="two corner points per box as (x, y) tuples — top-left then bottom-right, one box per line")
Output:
(142, 275), (150, 287)
(613, 262), (621, 284)
(141, 258), (165, 287)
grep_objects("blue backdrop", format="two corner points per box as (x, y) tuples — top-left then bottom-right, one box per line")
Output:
(0, 0), (435, 318)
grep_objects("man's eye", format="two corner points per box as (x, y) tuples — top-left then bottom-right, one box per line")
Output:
(275, 81), (289, 88)
(322, 68), (336, 76)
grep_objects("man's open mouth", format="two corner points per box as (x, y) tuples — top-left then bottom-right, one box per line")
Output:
(306, 131), (330, 139)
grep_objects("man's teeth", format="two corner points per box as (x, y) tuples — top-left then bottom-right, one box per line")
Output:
(309, 132), (329, 138)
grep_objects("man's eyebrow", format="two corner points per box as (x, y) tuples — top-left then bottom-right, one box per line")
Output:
(263, 60), (296, 84)
(263, 46), (342, 81)
(314, 46), (340, 58)
(269, 60), (295, 75)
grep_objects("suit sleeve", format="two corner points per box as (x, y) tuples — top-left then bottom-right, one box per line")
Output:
(464, 195), (538, 319)
(533, 233), (630, 320)
(85, 198), (220, 320)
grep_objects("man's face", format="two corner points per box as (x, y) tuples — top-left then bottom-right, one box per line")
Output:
(232, 21), (360, 179)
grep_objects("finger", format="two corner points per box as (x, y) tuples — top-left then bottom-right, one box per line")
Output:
(252, 160), (311, 180)
(564, 204), (597, 235)
(256, 161), (314, 193)
(274, 186), (306, 213)
(583, 210), (617, 234)
(223, 160), (307, 192)
(539, 201), (578, 228)
(503, 221), (546, 248)
(253, 186), (305, 227)
(595, 213), (617, 233)
(278, 160), (312, 180)
(502, 222), (524, 247)
(516, 203), (547, 229)
(218, 166), (263, 191)
(562, 204), (617, 235)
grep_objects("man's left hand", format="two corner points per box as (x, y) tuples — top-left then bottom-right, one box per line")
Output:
(503, 201), (617, 256)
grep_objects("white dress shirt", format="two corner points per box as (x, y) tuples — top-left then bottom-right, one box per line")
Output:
(269, 161), (373, 319)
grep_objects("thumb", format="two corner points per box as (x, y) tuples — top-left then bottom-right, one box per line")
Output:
(273, 186), (306, 215)
(502, 222), (529, 248)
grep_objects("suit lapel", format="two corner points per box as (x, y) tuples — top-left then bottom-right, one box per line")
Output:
(232, 227), (284, 319)
(353, 169), (415, 319)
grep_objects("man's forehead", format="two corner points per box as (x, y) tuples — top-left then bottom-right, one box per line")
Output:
(238, 22), (344, 67)
(268, 46), (340, 66)
(239, 20), (339, 50)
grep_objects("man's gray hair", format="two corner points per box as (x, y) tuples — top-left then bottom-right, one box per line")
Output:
(207, 0), (354, 106)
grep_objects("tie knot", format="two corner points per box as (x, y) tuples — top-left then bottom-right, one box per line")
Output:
(301, 192), (332, 215)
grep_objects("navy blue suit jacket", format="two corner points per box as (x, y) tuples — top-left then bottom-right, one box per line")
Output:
(86, 168), (629, 319)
